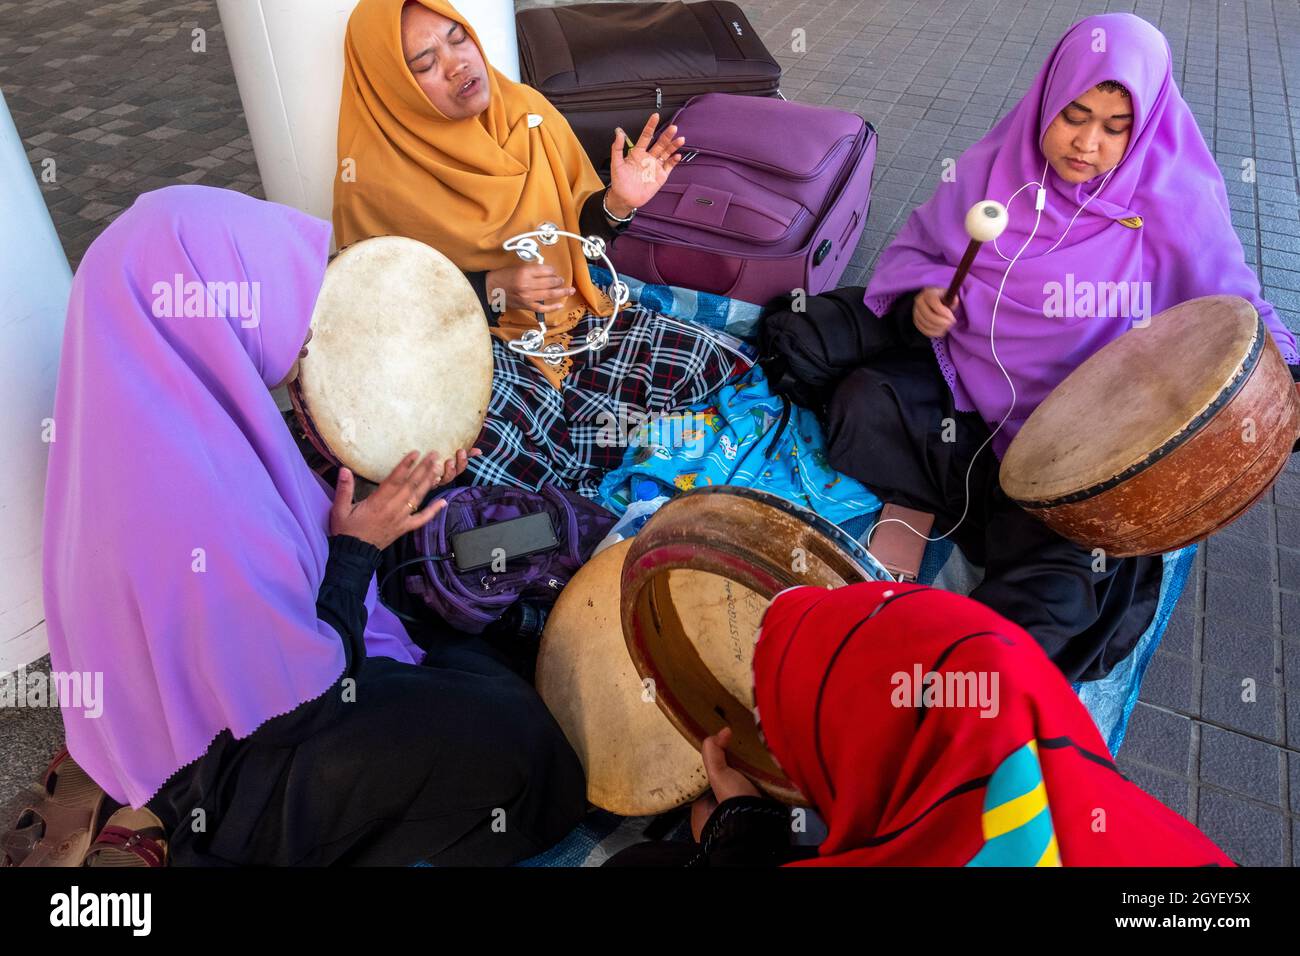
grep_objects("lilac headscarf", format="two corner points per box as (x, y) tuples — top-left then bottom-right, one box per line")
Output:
(865, 13), (1298, 457)
(43, 185), (424, 808)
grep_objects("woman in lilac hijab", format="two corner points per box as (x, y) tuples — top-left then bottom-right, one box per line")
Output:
(762, 13), (1299, 681)
(42, 185), (585, 865)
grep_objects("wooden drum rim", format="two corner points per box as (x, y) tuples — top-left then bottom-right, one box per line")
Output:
(619, 486), (891, 804)
(1006, 317), (1266, 509)
(287, 377), (341, 468)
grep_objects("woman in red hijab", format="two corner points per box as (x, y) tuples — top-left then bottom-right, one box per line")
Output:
(609, 582), (1230, 866)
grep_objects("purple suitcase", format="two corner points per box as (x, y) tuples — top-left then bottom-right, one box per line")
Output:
(610, 93), (876, 306)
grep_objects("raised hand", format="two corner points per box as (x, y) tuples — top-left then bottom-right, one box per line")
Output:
(607, 113), (686, 214)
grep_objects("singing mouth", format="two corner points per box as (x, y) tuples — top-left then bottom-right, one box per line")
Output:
(457, 76), (480, 98)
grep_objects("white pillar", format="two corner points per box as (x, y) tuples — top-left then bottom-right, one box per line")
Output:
(0, 90), (72, 673)
(217, 0), (520, 227)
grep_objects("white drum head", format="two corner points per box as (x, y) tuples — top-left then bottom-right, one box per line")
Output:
(295, 236), (492, 483)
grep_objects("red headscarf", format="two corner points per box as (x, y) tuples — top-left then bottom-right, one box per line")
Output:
(753, 582), (1231, 866)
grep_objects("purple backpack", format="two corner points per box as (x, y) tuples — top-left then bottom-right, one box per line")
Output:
(404, 484), (616, 633)
(610, 92), (876, 306)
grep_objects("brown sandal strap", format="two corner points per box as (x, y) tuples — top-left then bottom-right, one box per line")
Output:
(86, 826), (167, 868)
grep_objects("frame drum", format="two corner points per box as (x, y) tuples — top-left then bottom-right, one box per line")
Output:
(620, 486), (894, 804)
(536, 540), (710, 816)
(289, 236), (493, 483)
(1000, 295), (1300, 557)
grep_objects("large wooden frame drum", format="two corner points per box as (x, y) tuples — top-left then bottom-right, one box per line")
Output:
(619, 487), (893, 805)
(1001, 295), (1300, 558)
(288, 236), (493, 483)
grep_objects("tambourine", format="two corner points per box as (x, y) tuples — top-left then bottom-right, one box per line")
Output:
(502, 222), (630, 365)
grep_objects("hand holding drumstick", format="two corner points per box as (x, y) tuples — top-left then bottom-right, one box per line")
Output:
(913, 200), (1010, 339)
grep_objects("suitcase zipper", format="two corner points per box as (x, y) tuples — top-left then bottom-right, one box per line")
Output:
(543, 79), (780, 112)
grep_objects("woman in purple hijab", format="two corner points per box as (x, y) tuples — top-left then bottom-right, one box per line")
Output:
(42, 185), (585, 865)
(761, 13), (1299, 681)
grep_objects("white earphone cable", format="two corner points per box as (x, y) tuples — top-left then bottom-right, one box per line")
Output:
(864, 159), (1113, 569)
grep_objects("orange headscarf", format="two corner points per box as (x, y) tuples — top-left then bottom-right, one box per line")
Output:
(334, 0), (613, 386)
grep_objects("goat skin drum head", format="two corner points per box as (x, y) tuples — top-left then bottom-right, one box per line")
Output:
(295, 236), (493, 483)
(536, 540), (710, 816)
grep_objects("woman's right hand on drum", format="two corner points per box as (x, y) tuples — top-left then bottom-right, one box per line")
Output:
(913, 286), (958, 338)
(484, 264), (575, 317)
(329, 448), (481, 550)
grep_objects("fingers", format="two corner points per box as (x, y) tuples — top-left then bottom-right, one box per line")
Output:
(520, 266), (573, 310)
(700, 729), (733, 784)
(635, 113), (658, 151)
(610, 126), (627, 166)
(914, 290), (956, 338)
(524, 264), (563, 284)
(529, 299), (569, 314)
(522, 284), (575, 313)
(650, 125), (684, 162)
(410, 454), (446, 503)
(406, 496), (447, 532)
(329, 467), (356, 528)
(439, 448), (471, 485)
(377, 451), (420, 493)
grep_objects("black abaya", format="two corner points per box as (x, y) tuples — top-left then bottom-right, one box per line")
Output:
(762, 289), (1163, 682)
(147, 535), (587, 866)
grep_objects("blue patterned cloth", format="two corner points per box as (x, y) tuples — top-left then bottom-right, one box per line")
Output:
(597, 368), (881, 528)
(589, 264), (764, 341)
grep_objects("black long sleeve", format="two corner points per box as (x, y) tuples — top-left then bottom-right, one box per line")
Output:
(248, 534), (381, 748)
(463, 189), (629, 321)
(688, 796), (809, 867)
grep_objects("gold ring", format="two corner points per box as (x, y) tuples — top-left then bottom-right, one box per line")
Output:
(407, 500), (418, 514)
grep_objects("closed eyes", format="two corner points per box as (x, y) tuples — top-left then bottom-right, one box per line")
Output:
(1063, 106), (1130, 136)
(408, 24), (468, 74)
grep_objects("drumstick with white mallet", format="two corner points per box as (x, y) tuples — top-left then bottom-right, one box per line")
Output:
(941, 200), (1009, 308)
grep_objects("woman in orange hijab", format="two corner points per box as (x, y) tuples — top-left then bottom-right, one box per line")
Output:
(334, 0), (739, 496)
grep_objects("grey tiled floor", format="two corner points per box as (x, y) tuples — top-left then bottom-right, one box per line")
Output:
(2, 0), (1299, 865)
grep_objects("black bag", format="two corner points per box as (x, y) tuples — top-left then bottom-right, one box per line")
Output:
(517, 1), (782, 179)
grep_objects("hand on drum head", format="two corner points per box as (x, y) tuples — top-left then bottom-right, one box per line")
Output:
(690, 727), (762, 842)
(328, 448), (482, 551)
(484, 264), (576, 316)
(913, 286), (957, 338)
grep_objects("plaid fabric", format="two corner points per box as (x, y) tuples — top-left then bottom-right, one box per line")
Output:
(468, 301), (745, 499)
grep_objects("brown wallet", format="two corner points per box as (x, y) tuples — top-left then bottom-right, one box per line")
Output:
(867, 504), (935, 582)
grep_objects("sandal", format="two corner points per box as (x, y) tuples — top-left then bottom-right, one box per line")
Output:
(83, 807), (168, 867)
(0, 748), (106, 867)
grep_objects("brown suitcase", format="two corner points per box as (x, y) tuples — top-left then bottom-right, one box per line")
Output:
(516, 1), (782, 179)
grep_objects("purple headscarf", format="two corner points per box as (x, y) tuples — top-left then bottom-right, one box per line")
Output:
(865, 13), (1298, 457)
(43, 185), (424, 808)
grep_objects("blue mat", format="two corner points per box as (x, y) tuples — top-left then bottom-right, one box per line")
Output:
(1073, 544), (1195, 753)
